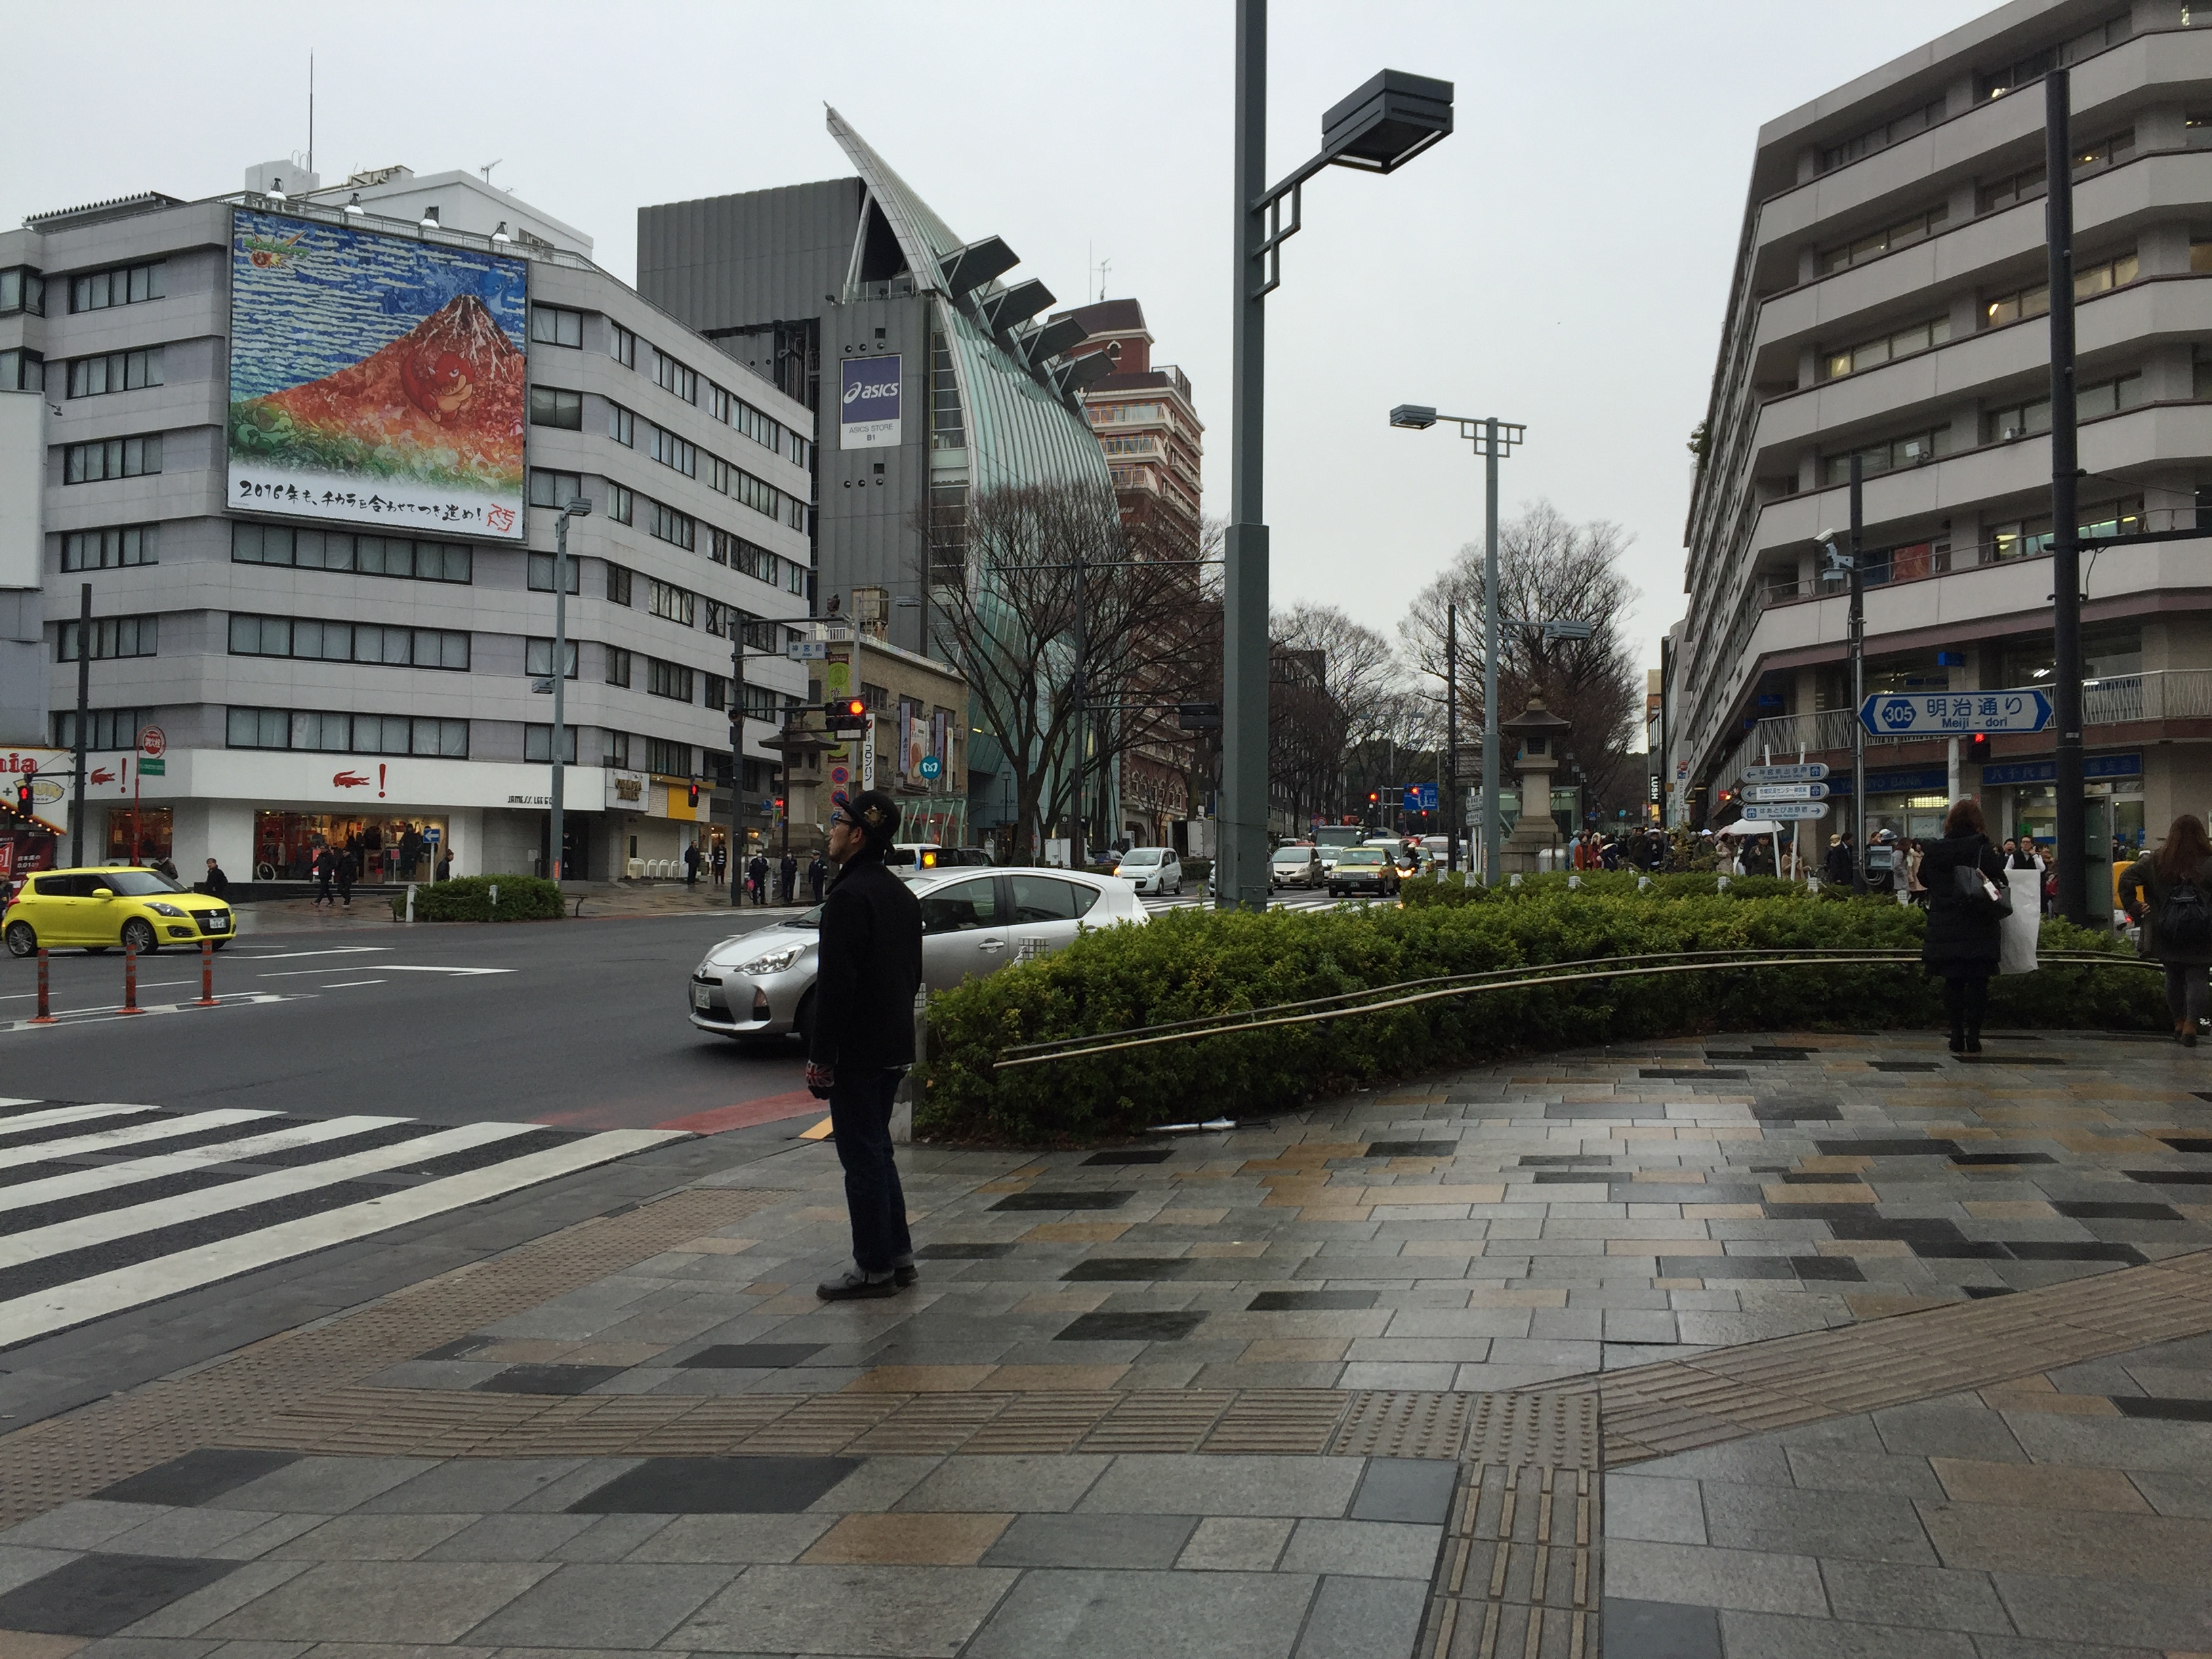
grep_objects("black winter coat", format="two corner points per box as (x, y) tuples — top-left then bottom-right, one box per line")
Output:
(808, 847), (924, 1071)
(2118, 854), (2212, 966)
(1918, 834), (2007, 978)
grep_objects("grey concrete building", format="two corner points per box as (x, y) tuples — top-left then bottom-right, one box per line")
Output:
(1673, 0), (2212, 888)
(637, 109), (1111, 844)
(0, 165), (811, 886)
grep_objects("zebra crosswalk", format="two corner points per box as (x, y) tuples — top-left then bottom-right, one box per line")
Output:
(0, 1097), (682, 1350)
(1139, 887), (1385, 915)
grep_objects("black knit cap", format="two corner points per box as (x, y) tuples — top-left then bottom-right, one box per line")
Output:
(845, 790), (901, 849)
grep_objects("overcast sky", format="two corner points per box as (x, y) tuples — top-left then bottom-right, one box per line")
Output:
(5, 0), (1994, 683)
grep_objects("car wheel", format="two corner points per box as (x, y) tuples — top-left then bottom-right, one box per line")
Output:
(121, 918), (158, 955)
(3, 922), (33, 958)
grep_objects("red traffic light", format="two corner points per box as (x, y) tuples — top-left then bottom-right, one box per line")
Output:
(773, 796), (785, 811)
(1368, 792), (1380, 803)
(687, 781), (700, 808)
(11, 779), (30, 815)
(1968, 732), (1992, 764)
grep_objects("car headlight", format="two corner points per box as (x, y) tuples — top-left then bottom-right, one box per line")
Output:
(735, 945), (804, 975)
(147, 902), (188, 917)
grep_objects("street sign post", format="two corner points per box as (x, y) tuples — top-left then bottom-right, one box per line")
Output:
(1404, 783), (1437, 813)
(1739, 801), (1830, 821)
(1742, 782), (1828, 803)
(1740, 761), (1828, 783)
(138, 726), (166, 758)
(1858, 689), (2053, 737)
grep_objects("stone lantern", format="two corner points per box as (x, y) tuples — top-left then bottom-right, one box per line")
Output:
(1498, 697), (1571, 875)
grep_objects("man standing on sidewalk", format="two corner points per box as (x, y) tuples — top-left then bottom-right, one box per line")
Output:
(807, 790), (924, 1300)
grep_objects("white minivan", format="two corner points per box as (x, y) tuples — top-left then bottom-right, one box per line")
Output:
(1113, 846), (1183, 895)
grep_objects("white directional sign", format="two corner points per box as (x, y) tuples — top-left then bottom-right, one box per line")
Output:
(1740, 762), (1828, 783)
(1743, 782), (1829, 802)
(1859, 689), (2052, 737)
(1742, 800), (1830, 821)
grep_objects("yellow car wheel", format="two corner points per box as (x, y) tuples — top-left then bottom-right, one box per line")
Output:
(120, 918), (158, 955)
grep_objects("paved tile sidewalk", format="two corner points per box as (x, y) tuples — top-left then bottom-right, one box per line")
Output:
(3, 1027), (2211, 1658)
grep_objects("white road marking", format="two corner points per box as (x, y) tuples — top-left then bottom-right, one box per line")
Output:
(0, 1115), (411, 1213)
(0, 1121), (545, 1267)
(0, 1109), (278, 1172)
(0, 1128), (686, 1348)
(231, 947), (390, 961)
(0, 1103), (169, 1139)
(257, 965), (512, 979)
(320, 980), (386, 989)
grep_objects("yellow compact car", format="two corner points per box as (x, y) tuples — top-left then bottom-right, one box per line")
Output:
(3, 866), (237, 956)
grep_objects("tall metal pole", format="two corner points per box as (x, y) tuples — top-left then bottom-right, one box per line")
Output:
(1481, 417), (1502, 884)
(730, 612), (747, 907)
(1069, 551), (1088, 869)
(1444, 605), (1457, 868)
(1849, 455), (1867, 893)
(70, 582), (90, 867)
(2047, 68), (2087, 926)
(1221, 0), (1270, 911)
(550, 511), (570, 882)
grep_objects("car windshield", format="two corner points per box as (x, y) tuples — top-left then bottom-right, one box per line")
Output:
(1121, 850), (1161, 865)
(1339, 849), (1385, 865)
(783, 905), (823, 928)
(102, 870), (188, 896)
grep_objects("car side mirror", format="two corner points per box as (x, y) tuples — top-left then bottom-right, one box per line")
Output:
(93, 890), (115, 900)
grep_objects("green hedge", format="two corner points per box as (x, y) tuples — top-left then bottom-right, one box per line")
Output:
(918, 888), (2156, 1145)
(392, 874), (565, 922)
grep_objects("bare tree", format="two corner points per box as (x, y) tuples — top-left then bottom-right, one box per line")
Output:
(1399, 499), (1643, 813)
(1267, 605), (1403, 830)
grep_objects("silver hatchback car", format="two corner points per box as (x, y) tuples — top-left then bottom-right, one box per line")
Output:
(688, 865), (1149, 1044)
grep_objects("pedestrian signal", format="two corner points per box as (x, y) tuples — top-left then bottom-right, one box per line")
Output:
(687, 780), (701, 808)
(1968, 733), (1991, 764)
(11, 779), (30, 816)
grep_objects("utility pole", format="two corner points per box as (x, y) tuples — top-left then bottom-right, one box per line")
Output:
(2047, 67), (2088, 926)
(1480, 416), (1502, 884)
(730, 610), (747, 908)
(70, 582), (89, 867)
(1069, 550), (1088, 869)
(1444, 605), (1458, 870)
(1222, 0), (1271, 910)
(1849, 454), (1867, 894)
(548, 497), (590, 883)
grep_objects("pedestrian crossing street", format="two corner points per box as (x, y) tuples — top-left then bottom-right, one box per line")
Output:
(0, 1097), (682, 1351)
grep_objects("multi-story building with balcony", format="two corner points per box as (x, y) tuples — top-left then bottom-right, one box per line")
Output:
(0, 161), (813, 886)
(1672, 0), (2212, 885)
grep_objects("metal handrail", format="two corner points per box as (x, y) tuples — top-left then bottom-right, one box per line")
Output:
(988, 949), (2152, 1070)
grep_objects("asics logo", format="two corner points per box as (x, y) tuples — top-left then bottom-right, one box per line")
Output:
(843, 378), (899, 403)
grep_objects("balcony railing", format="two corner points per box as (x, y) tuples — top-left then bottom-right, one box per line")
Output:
(1712, 670), (2212, 792)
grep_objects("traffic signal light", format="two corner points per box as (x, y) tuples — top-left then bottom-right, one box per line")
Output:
(11, 778), (30, 816)
(1368, 792), (1380, 804)
(825, 697), (868, 734)
(1968, 733), (1991, 764)
(687, 780), (700, 809)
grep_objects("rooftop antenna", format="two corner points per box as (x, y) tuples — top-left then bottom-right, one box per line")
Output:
(1095, 254), (1111, 302)
(480, 159), (503, 185)
(307, 52), (314, 178)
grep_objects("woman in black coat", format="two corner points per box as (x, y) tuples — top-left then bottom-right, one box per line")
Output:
(2117, 813), (2212, 1048)
(1918, 798), (2009, 1053)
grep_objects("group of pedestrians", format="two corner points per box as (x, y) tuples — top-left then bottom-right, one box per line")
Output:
(1567, 829), (1673, 872)
(684, 839), (830, 905)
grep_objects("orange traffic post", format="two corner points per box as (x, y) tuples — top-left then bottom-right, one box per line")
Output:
(197, 938), (217, 1006)
(120, 939), (144, 1015)
(29, 948), (55, 1025)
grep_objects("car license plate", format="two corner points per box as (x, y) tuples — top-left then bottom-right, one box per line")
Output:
(692, 983), (712, 1010)
(206, 915), (229, 932)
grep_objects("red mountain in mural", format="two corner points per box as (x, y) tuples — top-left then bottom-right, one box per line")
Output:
(243, 295), (525, 482)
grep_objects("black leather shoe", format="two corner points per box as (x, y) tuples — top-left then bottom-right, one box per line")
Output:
(817, 1269), (898, 1300)
(1965, 1034), (1983, 1054)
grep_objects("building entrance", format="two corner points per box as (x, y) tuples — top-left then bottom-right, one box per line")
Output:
(255, 811), (448, 882)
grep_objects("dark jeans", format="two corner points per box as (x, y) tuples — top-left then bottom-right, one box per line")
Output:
(830, 1067), (912, 1274)
(1941, 975), (1989, 1035)
(2165, 963), (2209, 1027)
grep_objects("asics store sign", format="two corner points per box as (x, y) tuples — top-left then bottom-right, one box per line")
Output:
(839, 354), (903, 449)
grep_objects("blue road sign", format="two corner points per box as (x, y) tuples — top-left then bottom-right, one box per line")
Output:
(1404, 783), (1437, 813)
(1859, 688), (2053, 737)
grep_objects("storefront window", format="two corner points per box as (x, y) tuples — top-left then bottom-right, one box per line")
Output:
(106, 806), (172, 864)
(253, 811), (449, 882)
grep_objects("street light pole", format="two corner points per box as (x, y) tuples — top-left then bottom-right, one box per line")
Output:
(730, 610), (747, 909)
(2047, 67), (2089, 926)
(1444, 604), (1457, 867)
(549, 497), (590, 883)
(1217, 19), (1454, 910)
(1849, 455), (1866, 894)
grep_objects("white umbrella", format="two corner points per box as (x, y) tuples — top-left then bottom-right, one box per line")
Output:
(1724, 820), (1787, 878)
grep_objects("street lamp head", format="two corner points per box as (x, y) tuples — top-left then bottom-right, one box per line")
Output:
(1389, 403), (1439, 430)
(562, 497), (593, 519)
(1322, 70), (1454, 173)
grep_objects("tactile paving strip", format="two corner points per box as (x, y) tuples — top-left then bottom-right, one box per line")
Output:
(0, 1185), (793, 1527)
(1332, 1391), (1475, 1460)
(1416, 1459), (1598, 1659)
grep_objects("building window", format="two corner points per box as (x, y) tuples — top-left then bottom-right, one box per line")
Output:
(1975, 14), (2131, 103)
(62, 525), (159, 571)
(69, 260), (165, 312)
(743, 683), (779, 721)
(0, 267), (45, 316)
(646, 658), (695, 701)
(605, 403), (634, 447)
(232, 523), (472, 581)
(930, 329), (966, 451)
(653, 348), (698, 404)
(526, 551), (581, 593)
(1977, 165), (2047, 215)
(529, 385), (582, 429)
(52, 708), (148, 750)
(525, 638), (579, 679)
(1820, 314), (1952, 382)
(228, 615), (470, 670)
(0, 348), (41, 391)
(648, 577), (695, 626)
(2073, 371), (2146, 422)
(712, 527), (783, 586)
(606, 646), (632, 687)
(718, 384), (785, 453)
(529, 468), (583, 509)
(645, 736), (690, 777)
(1820, 426), (1951, 486)
(606, 562), (632, 605)
(66, 348), (163, 399)
(609, 323), (636, 369)
(1816, 96), (1947, 175)
(2072, 129), (2135, 176)
(523, 724), (579, 764)
(790, 558), (807, 594)
(607, 483), (632, 525)
(63, 434), (161, 484)
(649, 425), (697, 476)
(59, 615), (157, 660)
(602, 731), (630, 768)
(703, 672), (729, 711)
(228, 709), (470, 758)
(1816, 205), (1948, 276)
(531, 305), (583, 348)
(1982, 251), (2137, 328)
(648, 500), (695, 551)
